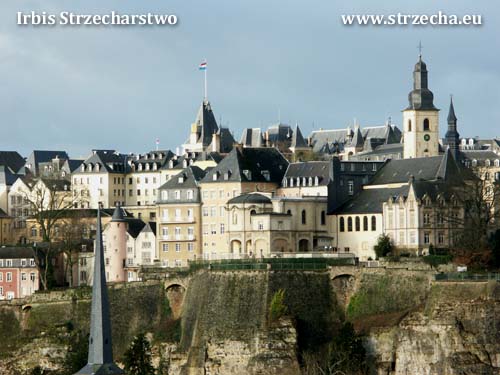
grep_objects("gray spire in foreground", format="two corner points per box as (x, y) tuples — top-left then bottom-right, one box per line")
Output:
(75, 208), (124, 375)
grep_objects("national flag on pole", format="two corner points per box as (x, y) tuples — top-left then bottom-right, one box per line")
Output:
(199, 60), (207, 70)
(155, 138), (160, 145)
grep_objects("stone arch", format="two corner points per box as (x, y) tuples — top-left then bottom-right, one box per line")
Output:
(298, 238), (310, 252)
(331, 274), (357, 309)
(165, 283), (186, 319)
(231, 239), (242, 254)
(272, 238), (288, 253)
(255, 239), (267, 257)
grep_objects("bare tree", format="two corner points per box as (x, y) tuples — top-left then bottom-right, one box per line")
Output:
(446, 171), (500, 256)
(60, 212), (89, 287)
(23, 179), (85, 290)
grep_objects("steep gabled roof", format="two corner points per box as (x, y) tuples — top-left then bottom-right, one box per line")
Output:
(195, 100), (219, 146)
(332, 186), (409, 214)
(0, 151), (25, 173)
(202, 147), (289, 183)
(240, 128), (264, 147)
(284, 161), (330, 185)
(159, 166), (206, 190)
(291, 125), (309, 149)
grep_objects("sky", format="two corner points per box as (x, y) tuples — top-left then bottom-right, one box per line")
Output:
(0, 0), (498, 158)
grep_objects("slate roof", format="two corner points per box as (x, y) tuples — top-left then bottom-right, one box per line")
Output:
(194, 100), (219, 146)
(214, 127), (236, 153)
(461, 150), (499, 162)
(333, 186), (409, 214)
(64, 159), (85, 173)
(284, 161), (330, 185)
(0, 165), (23, 186)
(267, 123), (292, 144)
(25, 150), (69, 175)
(78, 150), (129, 173)
(291, 125), (309, 149)
(0, 208), (10, 218)
(227, 193), (272, 205)
(126, 219), (147, 239)
(0, 151), (25, 173)
(240, 128), (264, 147)
(159, 166), (206, 190)
(128, 150), (174, 171)
(0, 247), (35, 259)
(201, 147), (289, 183)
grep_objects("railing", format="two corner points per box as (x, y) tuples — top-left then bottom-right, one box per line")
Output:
(187, 256), (356, 272)
(435, 273), (500, 282)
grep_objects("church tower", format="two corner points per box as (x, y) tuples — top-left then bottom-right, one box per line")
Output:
(444, 96), (460, 159)
(403, 54), (440, 159)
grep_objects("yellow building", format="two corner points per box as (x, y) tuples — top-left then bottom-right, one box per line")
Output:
(156, 166), (206, 267)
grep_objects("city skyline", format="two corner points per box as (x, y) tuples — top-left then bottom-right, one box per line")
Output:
(0, 0), (498, 157)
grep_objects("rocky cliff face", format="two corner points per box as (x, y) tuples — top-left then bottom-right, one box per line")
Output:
(367, 282), (500, 375)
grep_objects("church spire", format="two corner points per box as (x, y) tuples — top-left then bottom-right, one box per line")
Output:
(406, 54), (438, 111)
(75, 207), (124, 375)
(444, 96), (460, 159)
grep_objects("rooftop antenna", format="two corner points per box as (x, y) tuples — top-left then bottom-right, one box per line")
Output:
(155, 138), (159, 151)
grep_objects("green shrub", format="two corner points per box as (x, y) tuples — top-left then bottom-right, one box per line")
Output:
(123, 333), (155, 375)
(374, 234), (394, 259)
(269, 289), (287, 322)
(423, 255), (453, 269)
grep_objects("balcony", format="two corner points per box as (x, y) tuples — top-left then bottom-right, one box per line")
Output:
(160, 216), (196, 224)
(159, 234), (196, 242)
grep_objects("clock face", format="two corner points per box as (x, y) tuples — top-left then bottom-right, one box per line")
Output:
(423, 134), (431, 142)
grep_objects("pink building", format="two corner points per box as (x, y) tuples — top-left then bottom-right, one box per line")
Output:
(0, 247), (39, 299)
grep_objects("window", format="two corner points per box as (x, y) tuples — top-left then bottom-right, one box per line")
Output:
(162, 243), (169, 252)
(142, 242), (152, 249)
(6, 272), (12, 281)
(424, 232), (430, 244)
(127, 246), (133, 253)
(423, 118), (430, 131)
(320, 211), (326, 226)
(175, 243), (181, 252)
(105, 258), (110, 266)
(424, 213), (431, 225)
(188, 243), (194, 252)
(220, 223), (225, 234)
(30, 273), (35, 281)
(347, 217), (353, 232)
(127, 258), (133, 266)
(258, 221), (264, 230)
(301, 210), (306, 224)
(0, 273), (3, 281)
(363, 216), (368, 231)
(187, 190), (194, 200)
(6, 259), (12, 267)
(371, 216), (377, 231)
(21, 259), (27, 267)
(438, 232), (445, 245)
(355, 217), (360, 231)
(203, 207), (209, 217)
(408, 119), (412, 132)
(21, 273), (27, 281)
(339, 217), (345, 232)
(211, 224), (216, 235)
(210, 207), (216, 217)
(175, 208), (181, 220)
(31, 227), (37, 237)
(175, 190), (181, 200)
(348, 181), (354, 195)
(0, 286), (3, 295)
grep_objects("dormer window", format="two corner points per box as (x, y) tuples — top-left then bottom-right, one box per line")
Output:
(262, 170), (270, 181)
(95, 163), (100, 172)
(187, 190), (194, 199)
(308, 177), (313, 186)
(302, 177), (307, 186)
(183, 160), (188, 168)
(485, 160), (491, 167)
(290, 178), (294, 187)
(153, 163), (157, 171)
(495, 160), (500, 167)
(314, 176), (319, 186)
(213, 172), (219, 181)
(138, 164), (143, 171)
(472, 159), (477, 167)
(224, 171), (231, 180)
(178, 175), (184, 184)
(243, 170), (252, 180)
(469, 139), (474, 146)
(145, 163), (150, 171)
(296, 177), (300, 187)
(168, 160), (174, 168)
(81, 164), (86, 172)
(282, 178), (287, 187)
(161, 190), (168, 200)
(87, 163), (93, 172)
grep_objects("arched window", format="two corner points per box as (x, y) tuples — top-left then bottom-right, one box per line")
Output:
(423, 118), (430, 131)
(486, 159), (491, 167)
(314, 177), (319, 186)
(308, 177), (313, 186)
(290, 178), (294, 187)
(363, 216), (368, 231)
(355, 217), (360, 231)
(408, 119), (412, 132)
(286, 209), (292, 215)
(282, 178), (287, 187)
(347, 217), (353, 232)
(301, 210), (306, 224)
(339, 217), (345, 232)
(302, 177), (307, 186)
(250, 209), (256, 215)
(371, 216), (377, 231)
(320, 211), (326, 225)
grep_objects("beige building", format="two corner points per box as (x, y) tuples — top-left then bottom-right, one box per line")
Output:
(199, 147), (289, 259)
(226, 193), (330, 258)
(156, 166), (206, 267)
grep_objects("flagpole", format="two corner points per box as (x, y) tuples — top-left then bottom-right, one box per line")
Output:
(204, 63), (207, 101)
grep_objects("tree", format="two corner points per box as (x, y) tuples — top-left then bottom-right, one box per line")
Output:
(23, 178), (84, 290)
(374, 234), (393, 259)
(490, 230), (500, 269)
(59, 212), (90, 287)
(63, 331), (89, 373)
(123, 333), (155, 375)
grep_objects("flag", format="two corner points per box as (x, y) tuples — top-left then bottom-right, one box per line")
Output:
(155, 138), (160, 145)
(199, 60), (207, 71)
